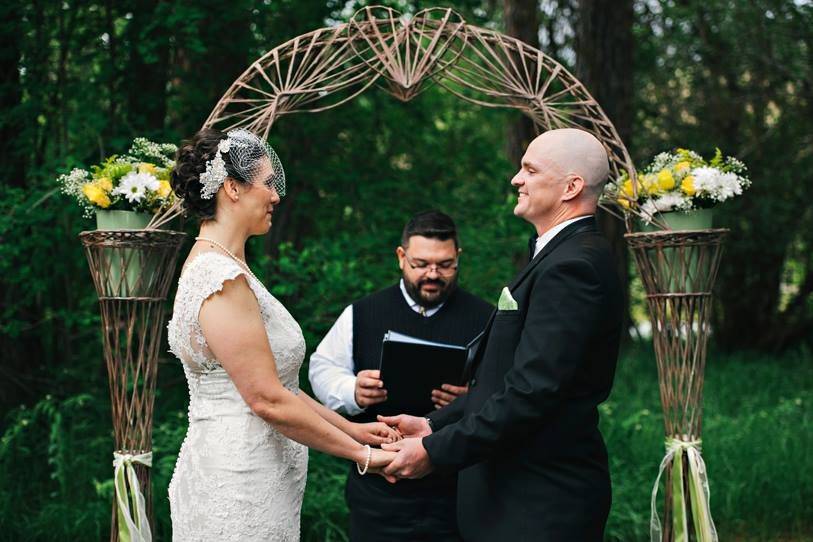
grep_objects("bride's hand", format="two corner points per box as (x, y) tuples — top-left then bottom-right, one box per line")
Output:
(350, 421), (402, 446)
(366, 447), (397, 474)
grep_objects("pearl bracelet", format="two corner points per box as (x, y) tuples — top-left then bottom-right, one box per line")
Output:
(356, 444), (372, 475)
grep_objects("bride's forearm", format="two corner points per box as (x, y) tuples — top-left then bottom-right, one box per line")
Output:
(297, 390), (355, 435)
(251, 388), (365, 463)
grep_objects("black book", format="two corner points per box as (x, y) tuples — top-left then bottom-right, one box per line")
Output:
(376, 330), (484, 417)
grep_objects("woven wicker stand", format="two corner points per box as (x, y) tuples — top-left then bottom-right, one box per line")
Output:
(626, 229), (727, 542)
(80, 230), (185, 541)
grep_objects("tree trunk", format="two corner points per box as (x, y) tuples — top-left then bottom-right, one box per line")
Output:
(575, 0), (634, 339)
(103, 0), (120, 153)
(503, 0), (539, 167)
(0, 0), (26, 187)
(126, 0), (170, 136)
(166, 0), (254, 136)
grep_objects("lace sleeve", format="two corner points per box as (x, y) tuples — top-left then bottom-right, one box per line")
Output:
(167, 252), (249, 371)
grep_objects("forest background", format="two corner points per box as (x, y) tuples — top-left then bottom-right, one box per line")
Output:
(1, 0), (811, 540)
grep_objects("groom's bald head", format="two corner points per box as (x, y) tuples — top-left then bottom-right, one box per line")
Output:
(527, 128), (610, 200)
(511, 128), (610, 232)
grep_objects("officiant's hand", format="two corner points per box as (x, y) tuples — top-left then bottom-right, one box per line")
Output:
(380, 438), (433, 481)
(431, 383), (468, 409)
(350, 421), (402, 446)
(355, 369), (387, 408)
(376, 414), (432, 439)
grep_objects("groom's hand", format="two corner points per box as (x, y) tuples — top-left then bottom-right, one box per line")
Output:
(381, 438), (433, 481)
(431, 383), (468, 409)
(377, 414), (432, 438)
(351, 421), (402, 446)
(355, 370), (387, 408)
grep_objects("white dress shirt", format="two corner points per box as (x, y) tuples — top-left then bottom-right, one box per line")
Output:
(533, 215), (593, 258)
(308, 279), (444, 415)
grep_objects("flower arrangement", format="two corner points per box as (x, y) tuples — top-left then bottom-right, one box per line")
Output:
(612, 148), (751, 220)
(58, 138), (178, 218)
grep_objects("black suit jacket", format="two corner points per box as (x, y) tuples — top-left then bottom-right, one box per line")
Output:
(422, 217), (623, 542)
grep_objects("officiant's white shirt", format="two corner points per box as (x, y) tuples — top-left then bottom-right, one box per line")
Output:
(534, 215), (593, 258)
(309, 279), (443, 415)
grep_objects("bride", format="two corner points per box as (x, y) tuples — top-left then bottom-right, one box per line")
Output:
(166, 128), (397, 541)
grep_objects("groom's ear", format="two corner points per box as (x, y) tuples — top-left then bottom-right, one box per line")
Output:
(396, 246), (406, 270)
(561, 174), (586, 202)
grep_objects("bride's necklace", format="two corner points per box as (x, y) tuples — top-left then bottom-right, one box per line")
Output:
(195, 236), (260, 284)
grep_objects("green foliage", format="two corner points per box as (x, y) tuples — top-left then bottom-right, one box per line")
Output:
(92, 159), (134, 183)
(0, 393), (110, 540)
(0, 182), (102, 414)
(632, 0), (813, 349)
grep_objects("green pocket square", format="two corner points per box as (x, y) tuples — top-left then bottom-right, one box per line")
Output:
(498, 286), (518, 310)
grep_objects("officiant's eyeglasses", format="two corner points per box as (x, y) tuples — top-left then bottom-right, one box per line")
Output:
(404, 254), (458, 276)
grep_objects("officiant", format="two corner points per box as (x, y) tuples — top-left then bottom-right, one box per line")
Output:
(309, 210), (492, 542)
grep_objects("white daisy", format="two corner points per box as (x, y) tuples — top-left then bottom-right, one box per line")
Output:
(641, 199), (659, 220)
(691, 167), (746, 202)
(113, 171), (156, 203)
(658, 193), (689, 212)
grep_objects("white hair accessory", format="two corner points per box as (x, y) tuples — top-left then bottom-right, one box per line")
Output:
(198, 129), (285, 200)
(199, 140), (230, 200)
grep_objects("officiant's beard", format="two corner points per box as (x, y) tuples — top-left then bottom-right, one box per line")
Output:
(404, 275), (458, 309)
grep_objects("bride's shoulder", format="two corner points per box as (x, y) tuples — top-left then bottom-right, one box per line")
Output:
(181, 251), (238, 276)
(178, 251), (245, 293)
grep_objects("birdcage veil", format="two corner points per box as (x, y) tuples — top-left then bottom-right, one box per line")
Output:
(199, 128), (285, 199)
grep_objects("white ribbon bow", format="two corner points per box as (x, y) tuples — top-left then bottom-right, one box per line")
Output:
(650, 438), (717, 542)
(112, 451), (153, 542)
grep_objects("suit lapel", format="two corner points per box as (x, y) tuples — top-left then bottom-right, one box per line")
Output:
(462, 308), (496, 380)
(463, 217), (597, 380)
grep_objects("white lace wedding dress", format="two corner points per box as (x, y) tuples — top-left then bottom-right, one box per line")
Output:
(167, 251), (308, 541)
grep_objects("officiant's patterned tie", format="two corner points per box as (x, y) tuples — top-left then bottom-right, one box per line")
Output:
(419, 306), (426, 316)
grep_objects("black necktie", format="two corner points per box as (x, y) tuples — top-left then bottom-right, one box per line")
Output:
(528, 235), (538, 262)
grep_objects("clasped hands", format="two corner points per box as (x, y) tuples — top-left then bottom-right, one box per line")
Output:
(353, 371), (465, 482)
(351, 414), (435, 483)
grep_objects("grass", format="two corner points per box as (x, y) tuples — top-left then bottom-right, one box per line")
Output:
(1, 344), (811, 541)
(603, 345), (813, 541)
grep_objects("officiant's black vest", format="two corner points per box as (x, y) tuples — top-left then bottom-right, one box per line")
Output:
(347, 284), (492, 502)
(351, 284), (492, 424)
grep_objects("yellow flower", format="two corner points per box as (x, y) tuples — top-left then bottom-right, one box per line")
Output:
(97, 177), (113, 192)
(621, 179), (635, 198)
(138, 163), (158, 175)
(657, 169), (676, 191)
(639, 174), (659, 195)
(617, 197), (631, 209)
(82, 182), (111, 208)
(674, 161), (691, 174)
(681, 175), (696, 196)
(157, 180), (172, 198)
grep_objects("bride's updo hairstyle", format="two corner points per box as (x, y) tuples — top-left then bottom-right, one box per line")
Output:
(171, 128), (286, 221)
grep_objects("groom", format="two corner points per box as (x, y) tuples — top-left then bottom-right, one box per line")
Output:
(379, 128), (624, 541)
